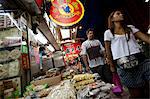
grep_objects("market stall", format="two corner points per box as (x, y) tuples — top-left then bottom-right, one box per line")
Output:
(21, 0), (116, 98)
(0, 13), (22, 98)
(17, 0), (112, 97)
(22, 66), (114, 99)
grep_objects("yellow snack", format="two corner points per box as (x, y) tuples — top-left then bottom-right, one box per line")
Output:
(73, 74), (94, 81)
(75, 79), (95, 87)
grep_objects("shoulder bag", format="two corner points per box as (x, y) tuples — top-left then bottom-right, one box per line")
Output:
(116, 33), (139, 69)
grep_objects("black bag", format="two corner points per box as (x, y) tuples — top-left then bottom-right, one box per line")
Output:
(116, 52), (146, 70)
(116, 32), (142, 69)
(116, 54), (139, 69)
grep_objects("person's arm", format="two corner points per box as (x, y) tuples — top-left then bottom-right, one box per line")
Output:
(98, 40), (105, 57)
(80, 42), (90, 72)
(134, 31), (150, 44)
(102, 50), (106, 58)
(104, 41), (116, 72)
(81, 55), (90, 72)
(103, 50), (107, 64)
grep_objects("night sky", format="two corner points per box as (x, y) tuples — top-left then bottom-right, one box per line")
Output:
(77, 0), (124, 40)
(76, 0), (149, 43)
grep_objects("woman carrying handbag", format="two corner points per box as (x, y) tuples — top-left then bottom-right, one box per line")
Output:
(104, 10), (150, 98)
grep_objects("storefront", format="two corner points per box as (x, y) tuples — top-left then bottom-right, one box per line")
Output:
(0, 13), (24, 98)
(0, 0), (149, 98)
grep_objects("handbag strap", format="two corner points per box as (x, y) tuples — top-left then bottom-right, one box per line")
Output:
(125, 33), (131, 56)
(125, 32), (138, 73)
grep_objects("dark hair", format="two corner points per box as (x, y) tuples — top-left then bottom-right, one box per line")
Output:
(86, 28), (94, 35)
(108, 10), (132, 40)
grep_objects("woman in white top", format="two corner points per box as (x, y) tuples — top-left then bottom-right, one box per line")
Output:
(104, 10), (150, 98)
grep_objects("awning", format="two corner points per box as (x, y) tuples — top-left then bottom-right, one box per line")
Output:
(38, 18), (60, 51)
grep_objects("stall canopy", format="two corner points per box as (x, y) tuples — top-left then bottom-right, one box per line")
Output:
(38, 17), (60, 51)
(0, 0), (41, 15)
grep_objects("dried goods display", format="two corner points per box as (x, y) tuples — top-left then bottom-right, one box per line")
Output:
(46, 80), (76, 99)
(73, 74), (94, 81)
(0, 49), (20, 80)
(77, 80), (113, 99)
(1, 38), (21, 47)
(22, 67), (114, 99)
(0, 50), (10, 63)
(8, 49), (21, 60)
(46, 68), (60, 77)
(0, 15), (22, 99)
(8, 60), (20, 77)
(62, 66), (78, 80)
(0, 64), (8, 79)
(0, 28), (21, 80)
(36, 88), (51, 98)
(72, 74), (96, 91)
(0, 77), (21, 98)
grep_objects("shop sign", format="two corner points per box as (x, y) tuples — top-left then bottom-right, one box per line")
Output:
(62, 42), (81, 61)
(36, 0), (44, 8)
(49, 0), (84, 26)
(22, 53), (30, 70)
(21, 45), (28, 54)
(33, 47), (40, 64)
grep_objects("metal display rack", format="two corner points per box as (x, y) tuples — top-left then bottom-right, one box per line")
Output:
(0, 13), (22, 98)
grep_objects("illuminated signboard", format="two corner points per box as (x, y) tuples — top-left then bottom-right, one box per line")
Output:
(49, 0), (84, 26)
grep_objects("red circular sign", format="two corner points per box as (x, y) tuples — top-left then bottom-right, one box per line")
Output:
(49, 0), (84, 26)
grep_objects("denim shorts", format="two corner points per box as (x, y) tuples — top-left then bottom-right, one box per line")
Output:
(117, 59), (150, 88)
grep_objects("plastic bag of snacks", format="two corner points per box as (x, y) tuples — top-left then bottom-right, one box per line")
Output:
(46, 80), (76, 99)
(112, 72), (123, 95)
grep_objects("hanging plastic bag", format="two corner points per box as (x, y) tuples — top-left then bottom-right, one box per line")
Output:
(112, 72), (123, 96)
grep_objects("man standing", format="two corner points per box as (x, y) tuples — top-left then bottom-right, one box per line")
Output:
(80, 28), (106, 80)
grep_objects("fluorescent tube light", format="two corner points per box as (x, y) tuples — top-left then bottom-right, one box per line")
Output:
(47, 44), (55, 52)
(35, 29), (48, 44)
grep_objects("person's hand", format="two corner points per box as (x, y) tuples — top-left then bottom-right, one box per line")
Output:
(105, 58), (116, 72)
(105, 58), (109, 64)
(110, 66), (116, 72)
(86, 66), (91, 73)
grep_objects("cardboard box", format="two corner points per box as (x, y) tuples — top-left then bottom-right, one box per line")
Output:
(0, 77), (21, 98)
(31, 75), (61, 86)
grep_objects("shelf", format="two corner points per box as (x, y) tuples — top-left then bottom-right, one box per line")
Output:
(0, 43), (21, 51)
(0, 75), (20, 81)
(0, 58), (16, 64)
(0, 43), (21, 48)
